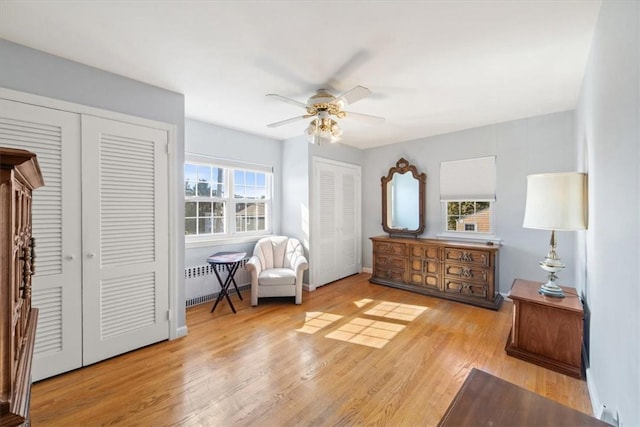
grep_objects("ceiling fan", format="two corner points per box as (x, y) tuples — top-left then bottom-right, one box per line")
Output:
(266, 86), (385, 145)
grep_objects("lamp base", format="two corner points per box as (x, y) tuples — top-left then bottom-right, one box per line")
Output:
(538, 280), (565, 298)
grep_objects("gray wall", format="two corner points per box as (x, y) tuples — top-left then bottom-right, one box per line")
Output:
(184, 119), (283, 267)
(362, 111), (577, 295)
(574, 1), (640, 424)
(0, 39), (187, 330)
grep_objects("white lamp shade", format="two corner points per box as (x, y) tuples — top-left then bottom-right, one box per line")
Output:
(523, 172), (588, 231)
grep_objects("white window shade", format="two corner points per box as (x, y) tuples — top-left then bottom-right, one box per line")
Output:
(440, 156), (496, 201)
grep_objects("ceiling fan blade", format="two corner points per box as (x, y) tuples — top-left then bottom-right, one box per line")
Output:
(339, 85), (372, 105)
(344, 111), (386, 124)
(266, 93), (307, 109)
(267, 115), (312, 128)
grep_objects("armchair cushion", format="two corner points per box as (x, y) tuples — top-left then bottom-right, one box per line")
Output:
(259, 268), (296, 286)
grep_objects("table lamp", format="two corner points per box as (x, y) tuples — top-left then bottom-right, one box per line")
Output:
(522, 172), (588, 297)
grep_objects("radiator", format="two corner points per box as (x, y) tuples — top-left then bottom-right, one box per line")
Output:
(184, 260), (250, 307)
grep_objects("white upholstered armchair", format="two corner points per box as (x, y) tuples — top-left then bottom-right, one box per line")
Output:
(245, 236), (308, 306)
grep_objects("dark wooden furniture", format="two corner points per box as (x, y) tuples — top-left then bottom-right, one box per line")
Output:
(207, 251), (246, 314)
(1, 147), (43, 427)
(505, 278), (584, 378)
(381, 158), (426, 237)
(370, 236), (501, 310)
(438, 368), (606, 426)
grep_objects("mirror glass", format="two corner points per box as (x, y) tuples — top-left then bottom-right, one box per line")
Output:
(381, 158), (426, 236)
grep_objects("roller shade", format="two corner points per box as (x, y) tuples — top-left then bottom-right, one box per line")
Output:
(440, 156), (496, 201)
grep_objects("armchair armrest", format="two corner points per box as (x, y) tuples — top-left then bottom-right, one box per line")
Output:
(245, 256), (262, 275)
(292, 255), (308, 274)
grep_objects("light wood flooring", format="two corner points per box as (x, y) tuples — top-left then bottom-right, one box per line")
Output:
(30, 273), (593, 426)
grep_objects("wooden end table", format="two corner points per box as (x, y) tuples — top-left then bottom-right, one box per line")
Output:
(505, 278), (584, 378)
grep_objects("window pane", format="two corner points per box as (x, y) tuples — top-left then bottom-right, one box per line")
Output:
(212, 167), (224, 184)
(197, 166), (211, 182)
(234, 184), (245, 198)
(198, 201), (212, 217)
(185, 164), (197, 197)
(234, 170), (245, 185)
(447, 216), (458, 231)
(197, 182), (211, 197)
(461, 201), (475, 215)
(213, 218), (224, 233)
(185, 202), (197, 217)
(213, 202), (225, 216)
(246, 171), (256, 186)
(198, 218), (212, 234)
(447, 202), (460, 215)
(256, 173), (265, 187)
(185, 218), (196, 235)
(476, 201), (490, 211)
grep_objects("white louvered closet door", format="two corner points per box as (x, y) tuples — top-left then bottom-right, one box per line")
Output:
(0, 99), (83, 381)
(340, 170), (359, 278)
(81, 116), (169, 366)
(316, 164), (338, 285)
(312, 159), (361, 287)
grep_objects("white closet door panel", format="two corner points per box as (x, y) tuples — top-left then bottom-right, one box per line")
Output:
(340, 170), (359, 277)
(0, 99), (82, 380)
(316, 165), (338, 285)
(81, 116), (169, 365)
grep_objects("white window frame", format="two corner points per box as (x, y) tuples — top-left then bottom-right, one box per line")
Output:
(185, 154), (273, 246)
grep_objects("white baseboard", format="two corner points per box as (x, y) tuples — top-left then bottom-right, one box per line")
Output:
(586, 367), (603, 419)
(173, 325), (188, 339)
(361, 267), (372, 274)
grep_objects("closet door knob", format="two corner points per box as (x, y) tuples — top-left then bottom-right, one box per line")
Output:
(66, 255), (75, 260)
(87, 252), (96, 258)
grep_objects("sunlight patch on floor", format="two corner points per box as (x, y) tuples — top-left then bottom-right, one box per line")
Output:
(364, 301), (428, 322)
(296, 311), (343, 334)
(325, 317), (406, 349)
(354, 298), (374, 308)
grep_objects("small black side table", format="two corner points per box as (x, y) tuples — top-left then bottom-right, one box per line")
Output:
(207, 251), (246, 314)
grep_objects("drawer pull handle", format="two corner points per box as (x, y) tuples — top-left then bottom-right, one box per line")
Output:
(461, 267), (473, 278)
(459, 252), (473, 262)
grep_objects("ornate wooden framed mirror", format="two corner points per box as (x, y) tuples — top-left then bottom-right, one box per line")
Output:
(381, 158), (426, 236)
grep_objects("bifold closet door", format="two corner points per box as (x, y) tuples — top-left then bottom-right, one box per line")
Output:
(0, 99), (83, 381)
(81, 116), (169, 365)
(313, 159), (361, 286)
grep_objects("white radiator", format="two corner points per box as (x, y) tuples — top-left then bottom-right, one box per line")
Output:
(184, 260), (250, 307)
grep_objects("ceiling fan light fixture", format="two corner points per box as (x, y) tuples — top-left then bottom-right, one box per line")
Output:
(306, 118), (342, 145)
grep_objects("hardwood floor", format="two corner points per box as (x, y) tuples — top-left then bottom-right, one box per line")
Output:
(30, 273), (593, 426)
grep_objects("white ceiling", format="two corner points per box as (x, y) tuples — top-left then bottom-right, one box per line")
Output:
(0, 1), (601, 149)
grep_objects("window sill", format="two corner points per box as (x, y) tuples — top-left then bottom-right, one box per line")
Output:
(185, 233), (274, 249)
(436, 232), (502, 246)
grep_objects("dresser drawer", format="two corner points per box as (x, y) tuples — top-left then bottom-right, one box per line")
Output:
(375, 267), (405, 282)
(443, 278), (489, 298)
(409, 244), (439, 259)
(443, 264), (489, 285)
(443, 247), (490, 267)
(374, 241), (405, 256)
(375, 253), (406, 270)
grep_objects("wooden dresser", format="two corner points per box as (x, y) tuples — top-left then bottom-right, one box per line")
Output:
(370, 236), (502, 310)
(1, 147), (43, 426)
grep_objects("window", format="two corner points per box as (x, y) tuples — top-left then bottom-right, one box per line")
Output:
(440, 156), (496, 236)
(446, 201), (491, 232)
(184, 156), (272, 241)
